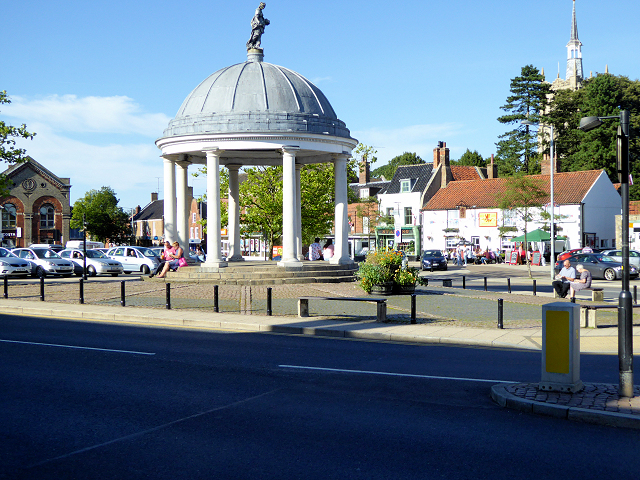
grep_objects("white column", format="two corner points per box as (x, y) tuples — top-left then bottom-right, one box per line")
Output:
(203, 148), (227, 268)
(227, 164), (244, 262)
(163, 157), (177, 243)
(331, 154), (352, 265)
(295, 164), (303, 260)
(176, 159), (190, 252)
(278, 146), (301, 266)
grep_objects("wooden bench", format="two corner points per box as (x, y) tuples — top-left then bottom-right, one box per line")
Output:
(298, 296), (387, 322)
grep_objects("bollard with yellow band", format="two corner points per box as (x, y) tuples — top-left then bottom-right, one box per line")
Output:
(540, 302), (583, 393)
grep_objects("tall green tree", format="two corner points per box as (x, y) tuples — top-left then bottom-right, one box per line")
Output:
(371, 152), (424, 180)
(451, 149), (485, 167)
(0, 90), (36, 196)
(496, 175), (547, 278)
(238, 164), (336, 259)
(495, 65), (551, 176)
(71, 187), (130, 243)
(543, 73), (640, 197)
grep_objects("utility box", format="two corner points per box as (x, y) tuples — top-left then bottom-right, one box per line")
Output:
(540, 302), (583, 393)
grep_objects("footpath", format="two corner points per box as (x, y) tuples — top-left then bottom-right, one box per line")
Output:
(1, 261), (639, 430)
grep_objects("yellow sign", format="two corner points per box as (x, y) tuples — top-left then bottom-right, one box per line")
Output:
(479, 212), (497, 227)
(545, 310), (570, 374)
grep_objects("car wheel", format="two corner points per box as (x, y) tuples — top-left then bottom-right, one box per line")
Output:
(111, 273), (119, 277)
(443, 265), (447, 271)
(35, 266), (45, 278)
(604, 268), (616, 281)
(87, 266), (97, 277)
(142, 265), (150, 275)
(124, 271), (132, 275)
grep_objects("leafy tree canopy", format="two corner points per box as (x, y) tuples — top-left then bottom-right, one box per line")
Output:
(543, 73), (640, 198)
(495, 65), (550, 176)
(70, 187), (130, 243)
(371, 152), (424, 180)
(451, 149), (486, 167)
(0, 91), (36, 196)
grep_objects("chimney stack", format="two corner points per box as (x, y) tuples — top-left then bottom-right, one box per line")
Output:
(151, 192), (158, 202)
(541, 153), (559, 176)
(433, 141), (449, 169)
(487, 154), (497, 179)
(359, 160), (370, 185)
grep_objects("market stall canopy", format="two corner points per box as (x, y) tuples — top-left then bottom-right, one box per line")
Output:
(511, 229), (551, 243)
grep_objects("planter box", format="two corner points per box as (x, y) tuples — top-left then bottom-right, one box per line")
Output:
(371, 282), (394, 296)
(394, 284), (416, 295)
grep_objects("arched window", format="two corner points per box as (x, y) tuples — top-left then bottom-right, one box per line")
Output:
(2, 204), (16, 229)
(40, 204), (55, 229)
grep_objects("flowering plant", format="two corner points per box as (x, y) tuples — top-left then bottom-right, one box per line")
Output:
(394, 267), (419, 286)
(365, 249), (404, 267)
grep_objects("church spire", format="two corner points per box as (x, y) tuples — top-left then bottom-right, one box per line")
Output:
(566, 0), (583, 84)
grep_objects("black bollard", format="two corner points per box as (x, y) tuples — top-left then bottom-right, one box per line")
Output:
(266, 287), (272, 316)
(79, 278), (84, 304)
(3, 276), (7, 299)
(213, 285), (219, 313)
(120, 281), (126, 307)
(484, 277), (487, 292)
(462, 276), (466, 289)
(507, 278), (511, 294)
(497, 298), (503, 329)
(166, 283), (171, 310)
(40, 277), (45, 302)
(533, 279), (537, 296)
(411, 294), (417, 324)
(635, 285), (637, 305)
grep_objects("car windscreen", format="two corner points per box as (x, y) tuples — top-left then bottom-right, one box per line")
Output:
(424, 250), (442, 257)
(86, 250), (107, 258)
(135, 247), (158, 258)
(0, 248), (17, 258)
(33, 249), (61, 259)
(596, 255), (616, 263)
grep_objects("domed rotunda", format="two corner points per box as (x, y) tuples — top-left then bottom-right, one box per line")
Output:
(156, 10), (357, 268)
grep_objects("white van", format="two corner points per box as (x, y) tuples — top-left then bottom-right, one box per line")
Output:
(65, 240), (105, 250)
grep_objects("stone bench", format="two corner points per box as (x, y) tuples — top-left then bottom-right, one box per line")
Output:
(298, 296), (387, 322)
(590, 288), (604, 302)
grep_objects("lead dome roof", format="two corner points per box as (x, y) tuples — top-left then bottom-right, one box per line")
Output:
(161, 53), (352, 139)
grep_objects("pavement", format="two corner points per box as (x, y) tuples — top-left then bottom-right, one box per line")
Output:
(1, 261), (639, 430)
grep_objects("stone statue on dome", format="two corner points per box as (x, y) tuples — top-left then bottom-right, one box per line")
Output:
(246, 3), (270, 51)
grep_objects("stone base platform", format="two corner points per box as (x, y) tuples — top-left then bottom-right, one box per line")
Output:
(146, 261), (358, 285)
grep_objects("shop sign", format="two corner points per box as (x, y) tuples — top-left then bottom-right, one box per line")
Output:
(479, 212), (497, 227)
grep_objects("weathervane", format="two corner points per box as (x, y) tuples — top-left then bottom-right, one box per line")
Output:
(246, 2), (270, 50)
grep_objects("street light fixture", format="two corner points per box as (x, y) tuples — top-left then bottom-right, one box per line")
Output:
(522, 119), (555, 280)
(579, 110), (633, 397)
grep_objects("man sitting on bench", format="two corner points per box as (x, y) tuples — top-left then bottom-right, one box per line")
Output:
(552, 259), (576, 298)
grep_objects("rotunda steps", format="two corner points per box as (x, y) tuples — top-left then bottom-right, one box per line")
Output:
(145, 261), (358, 285)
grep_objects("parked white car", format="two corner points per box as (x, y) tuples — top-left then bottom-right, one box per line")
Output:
(12, 247), (75, 277)
(601, 250), (640, 267)
(106, 246), (160, 274)
(59, 248), (124, 276)
(0, 247), (32, 277)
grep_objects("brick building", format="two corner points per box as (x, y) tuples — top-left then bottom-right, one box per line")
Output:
(0, 158), (71, 248)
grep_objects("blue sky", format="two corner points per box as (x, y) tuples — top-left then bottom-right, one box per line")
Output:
(2, 0), (639, 211)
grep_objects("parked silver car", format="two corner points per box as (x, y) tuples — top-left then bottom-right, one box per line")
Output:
(12, 247), (75, 277)
(0, 247), (32, 277)
(601, 249), (640, 267)
(59, 248), (124, 276)
(106, 246), (160, 274)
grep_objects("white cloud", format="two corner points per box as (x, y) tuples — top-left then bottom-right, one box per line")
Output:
(351, 123), (465, 163)
(1, 94), (175, 209)
(3, 94), (170, 137)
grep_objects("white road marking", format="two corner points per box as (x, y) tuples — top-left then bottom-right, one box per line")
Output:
(279, 365), (515, 384)
(0, 338), (155, 356)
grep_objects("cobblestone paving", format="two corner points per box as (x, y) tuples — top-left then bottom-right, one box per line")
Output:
(506, 383), (640, 415)
(0, 276), (626, 328)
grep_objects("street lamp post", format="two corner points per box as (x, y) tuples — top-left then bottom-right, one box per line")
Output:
(579, 110), (633, 397)
(522, 120), (555, 279)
